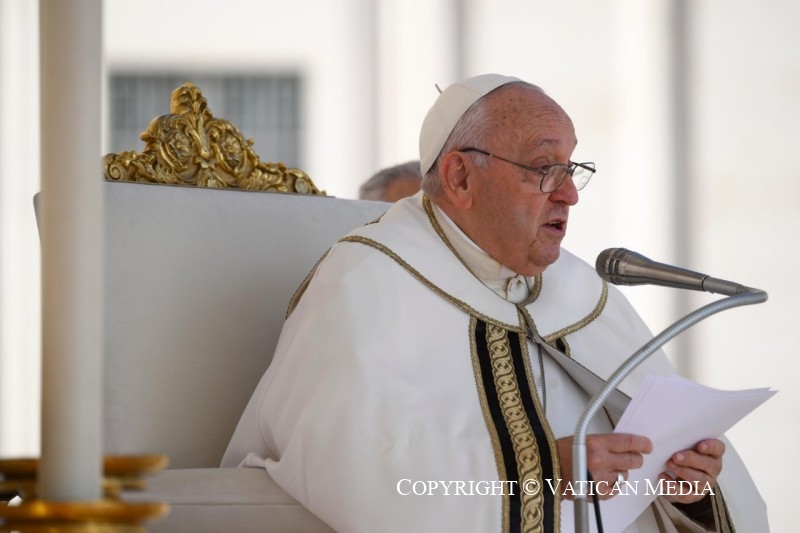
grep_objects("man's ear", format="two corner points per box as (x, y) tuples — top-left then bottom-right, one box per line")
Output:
(439, 151), (473, 209)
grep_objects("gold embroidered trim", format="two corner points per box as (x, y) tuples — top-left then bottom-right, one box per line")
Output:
(541, 280), (609, 346)
(285, 247), (332, 318)
(710, 485), (735, 533)
(515, 313), (561, 529)
(519, 306), (631, 410)
(561, 338), (571, 357)
(529, 274), (543, 302)
(422, 194), (544, 301)
(422, 193), (599, 341)
(286, 213), (386, 317)
(485, 323), (546, 533)
(339, 235), (522, 332)
(422, 194), (473, 273)
(651, 501), (669, 531)
(518, 312), (550, 422)
(469, 317), (510, 533)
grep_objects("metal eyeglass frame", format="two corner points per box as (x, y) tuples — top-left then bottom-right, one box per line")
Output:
(459, 147), (595, 193)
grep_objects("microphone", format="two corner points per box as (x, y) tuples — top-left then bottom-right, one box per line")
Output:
(575, 249), (768, 533)
(596, 247), (757, 296)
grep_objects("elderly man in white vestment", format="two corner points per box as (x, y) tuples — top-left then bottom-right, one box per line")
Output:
(222, 74), (768, 532)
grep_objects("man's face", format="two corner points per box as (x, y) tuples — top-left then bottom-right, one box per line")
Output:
(465, 86), (579, 276)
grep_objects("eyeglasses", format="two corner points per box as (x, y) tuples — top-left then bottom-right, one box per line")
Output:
(459, 147), (596, 193)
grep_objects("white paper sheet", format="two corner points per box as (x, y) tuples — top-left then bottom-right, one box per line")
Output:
(561, 374), (775, 533)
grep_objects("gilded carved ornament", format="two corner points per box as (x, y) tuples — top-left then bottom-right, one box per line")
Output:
(103, 83), (324, 195)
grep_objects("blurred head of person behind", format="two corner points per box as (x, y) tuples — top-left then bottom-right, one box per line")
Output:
(358, 160), (422, 202)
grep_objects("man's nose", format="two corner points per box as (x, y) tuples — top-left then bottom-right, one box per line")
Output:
(550, 174), (579, 205)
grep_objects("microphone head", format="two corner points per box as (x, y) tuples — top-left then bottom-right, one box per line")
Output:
(595, 247), (634, 285)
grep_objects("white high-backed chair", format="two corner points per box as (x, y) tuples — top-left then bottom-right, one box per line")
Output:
(46, 84), (388, 531)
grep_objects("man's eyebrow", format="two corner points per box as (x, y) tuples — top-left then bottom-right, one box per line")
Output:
(532, 138), (559, 148)
(531, 137), (578, 150)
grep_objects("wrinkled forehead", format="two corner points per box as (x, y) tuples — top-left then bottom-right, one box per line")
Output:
(486, 86), (577, 149)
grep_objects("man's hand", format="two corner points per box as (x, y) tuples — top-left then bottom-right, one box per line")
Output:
(660, 438), (725, 504)
(556, 433), (652, 501)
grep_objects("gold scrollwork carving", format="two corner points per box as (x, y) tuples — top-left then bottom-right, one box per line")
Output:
(103, 83), (324, 195)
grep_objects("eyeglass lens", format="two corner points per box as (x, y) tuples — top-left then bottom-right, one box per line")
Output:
(542, 164), (593, 192)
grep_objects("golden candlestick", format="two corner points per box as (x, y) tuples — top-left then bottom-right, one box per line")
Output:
(0, 455), (169, 532)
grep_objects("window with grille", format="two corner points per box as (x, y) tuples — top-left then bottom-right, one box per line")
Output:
(107, 73), (302, 167)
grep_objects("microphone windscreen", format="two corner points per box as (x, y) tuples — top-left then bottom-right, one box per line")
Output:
(595, 247), (630, 284)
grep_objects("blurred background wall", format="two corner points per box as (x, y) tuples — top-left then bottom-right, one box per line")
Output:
(1, 0), (797, 528)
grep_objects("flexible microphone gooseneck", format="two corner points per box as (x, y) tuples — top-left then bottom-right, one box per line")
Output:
(572, 248), (767, 533)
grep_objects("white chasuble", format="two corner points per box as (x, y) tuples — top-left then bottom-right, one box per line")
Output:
(223, 192), (768, 533)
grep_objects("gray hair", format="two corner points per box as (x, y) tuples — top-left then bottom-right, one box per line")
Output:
(422, 81), (544, 198)
(359, 160), (423, 201)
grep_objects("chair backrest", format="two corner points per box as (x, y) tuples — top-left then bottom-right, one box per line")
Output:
(36, 83), (389, 468)
(101, 181), (386, 467)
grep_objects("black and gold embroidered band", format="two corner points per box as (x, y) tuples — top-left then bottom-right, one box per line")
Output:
(471, 317), (560, 533)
